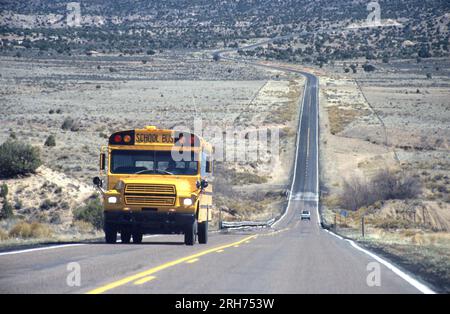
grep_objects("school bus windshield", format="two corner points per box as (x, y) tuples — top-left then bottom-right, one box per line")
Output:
(110, 150), (199, 175)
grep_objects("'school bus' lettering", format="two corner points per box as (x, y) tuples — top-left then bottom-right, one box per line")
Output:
(135, 133), (175, 144)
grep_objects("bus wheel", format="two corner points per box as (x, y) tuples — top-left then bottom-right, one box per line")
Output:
(121, 230), (131, 244)
(132, 232), (143, 244)
(198, 221), (208, 244)
(104, 223), (117, 244)
(184, 220), (197, 246)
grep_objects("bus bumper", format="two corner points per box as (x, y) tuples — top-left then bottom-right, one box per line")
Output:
(104, 211), (195, 234)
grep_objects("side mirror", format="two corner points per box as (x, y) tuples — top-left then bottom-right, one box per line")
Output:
(100, 153), (106, 170)
(196, 179), (209, 190)
(93, 176), (103, 188)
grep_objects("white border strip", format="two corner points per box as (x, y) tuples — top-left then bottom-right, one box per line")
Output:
(324, 229), (435, 294)
(0, 235), (161, 256)
(0, 243), (85, 256)
(314, 76), (321, 226)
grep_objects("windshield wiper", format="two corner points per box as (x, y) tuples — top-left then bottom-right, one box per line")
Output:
(134, 169), (174, 175)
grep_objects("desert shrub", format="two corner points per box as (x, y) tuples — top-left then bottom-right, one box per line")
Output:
(44, 135), (56, 147)
(49, 212), (62, 224)
(1, 200), (13, 219)
(61, 117), (74, 130)
(374, 218), (412, 230)
(14, 198), (22, 210)
(362, 63), (376, 72)
(9, 221), (52, 238)
(372, 170), (421, 200)
(9, 221), (32, 238)
(30, 222), (52, 238)
(0, 141), (42, 178)
(0, 183), (8, 198)
(340, 170), (421, 211)
(72, 220), (95, 233)
(60, 201), (70, 210)
(340, 177), (374, 211)
(61, 118), (80, 131)
(73, 198), (103, 229)
(40, 199), (57, 210)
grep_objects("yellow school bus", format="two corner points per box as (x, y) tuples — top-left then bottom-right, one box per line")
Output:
(93, 126), (213, 245)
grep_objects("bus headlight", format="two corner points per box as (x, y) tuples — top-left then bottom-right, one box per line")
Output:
(107, 196), (118, 204)
(183, 198), (193, 206)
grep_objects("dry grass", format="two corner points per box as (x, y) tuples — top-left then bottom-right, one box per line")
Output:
(327, 106), (368, 135)
(8, 221), (52, 239)
(0, 227), (8, 240)
(267, 80), (302, 124)
(71, 220), (96, 234)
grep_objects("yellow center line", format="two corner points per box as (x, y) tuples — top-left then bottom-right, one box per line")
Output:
(133, 276), (156, 285)
(186, 258), (199, 264)
(86, 234), (257, 294)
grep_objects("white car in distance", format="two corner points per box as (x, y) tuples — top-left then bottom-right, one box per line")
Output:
(300, 210), (311, 221)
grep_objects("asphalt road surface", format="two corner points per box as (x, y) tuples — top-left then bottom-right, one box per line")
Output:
(0, 61), (433, 294)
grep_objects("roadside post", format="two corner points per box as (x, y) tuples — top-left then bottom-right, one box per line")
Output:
(219, 207), (223, 230)
(361, 215), (365, 238)
(334, 213), (337, 232)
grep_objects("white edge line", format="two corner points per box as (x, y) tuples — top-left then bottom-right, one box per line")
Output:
(324, 228), (343, 240)
(0, 234), (162, 257)
(347, 238), (436, 294)
(272, 74), (307, 228)
(315, 76), (321, 226)
(0, 243), (85, 256)
(324, 229), (435, 294)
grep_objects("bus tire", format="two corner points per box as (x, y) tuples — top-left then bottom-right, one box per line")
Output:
(184, 220), (197, 246)
(198, 221), (208, 244)
(105, 223), (117, 244)
(132, 232), (143, 244)
(121, 230), (131, 244)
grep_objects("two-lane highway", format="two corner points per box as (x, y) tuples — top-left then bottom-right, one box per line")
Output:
(0, 60), (434, 294)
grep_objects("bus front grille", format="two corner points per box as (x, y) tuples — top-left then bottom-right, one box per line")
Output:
(125, 184), (176, 195)
(125, 196), (176, 206)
